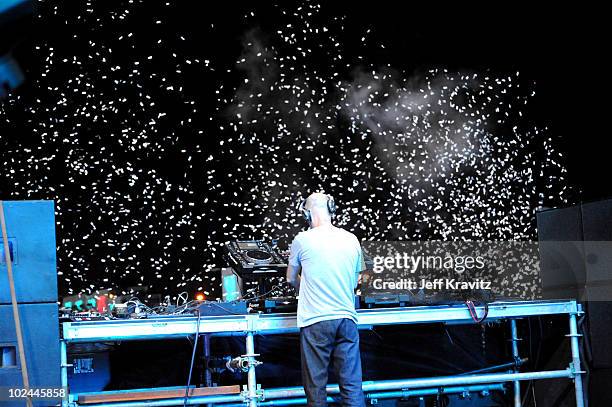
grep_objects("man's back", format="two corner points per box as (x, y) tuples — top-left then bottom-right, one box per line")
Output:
(288, 225), (362, 328)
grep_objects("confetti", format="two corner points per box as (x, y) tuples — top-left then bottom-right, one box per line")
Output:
(0, 1), (571, 298)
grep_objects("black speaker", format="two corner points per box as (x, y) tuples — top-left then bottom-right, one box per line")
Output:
(536, 198), (612, 369)
(577, 199), (612, 369)
(536, 204), (584, 241)
(0, 303), (61, 407)
(536, 204), (585, 299)
(0, 201), (60, 406)
(581, 200), (612, 286)
(0, 201), (57, 304)
(589, 368), (612, 407)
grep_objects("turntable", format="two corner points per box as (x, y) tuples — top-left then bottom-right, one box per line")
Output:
(244, 249), (273, 264)
(224, 240), (288, 277)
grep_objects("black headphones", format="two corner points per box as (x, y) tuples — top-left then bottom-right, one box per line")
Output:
(298, 194), (336, 225)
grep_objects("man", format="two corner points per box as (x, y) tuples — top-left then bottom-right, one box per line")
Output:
(287, 192), (365, 407)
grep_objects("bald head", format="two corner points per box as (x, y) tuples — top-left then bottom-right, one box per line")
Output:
(304, 192), (334, 227)
(305, 192), (331, 211)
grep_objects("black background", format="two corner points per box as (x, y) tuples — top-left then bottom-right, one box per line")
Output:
(2, 1), (609, 297)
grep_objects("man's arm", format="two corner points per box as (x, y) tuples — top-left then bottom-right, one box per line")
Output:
(286, 264), (301, 291)
(287, 237), (301, 290)
(355, 246), (366, 289)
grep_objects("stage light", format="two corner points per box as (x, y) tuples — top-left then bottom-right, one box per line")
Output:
(0, 0), (33, 100)
(195, 292), (205, 301)
(0, 54), (24, 98)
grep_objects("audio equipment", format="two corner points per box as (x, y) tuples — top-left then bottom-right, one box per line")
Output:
(249, 297), (299, 314)
(361, 293), (412, 308)
(195, 300), (249, 316)
(0, 303), (61, 402)
(0, 201), (57, 304)
(224, 240), (287, 277)
(359, 289), (494, 309)
(537, 197), (612, 368)
(0, 201), (60, 406)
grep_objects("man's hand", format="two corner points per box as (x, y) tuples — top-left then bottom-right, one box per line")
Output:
(286, 264), (301, 291)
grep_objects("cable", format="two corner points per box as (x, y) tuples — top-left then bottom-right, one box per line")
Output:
(177, 291), (189, 307)
(125, 298), (156, 316)
(173, 300), (201, 315)
(183, 310), (201, 407)
(242, 283), (286, 301)
(124, 297), (161, 317)
(465, 300), (488, 323)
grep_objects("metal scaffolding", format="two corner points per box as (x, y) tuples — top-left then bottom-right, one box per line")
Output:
(60, 300), (585, 407)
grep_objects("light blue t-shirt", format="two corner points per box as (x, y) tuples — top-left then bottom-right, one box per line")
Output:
(288, 225), (363, 328)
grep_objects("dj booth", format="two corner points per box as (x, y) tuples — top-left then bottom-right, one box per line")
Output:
(60, 299), (585, 407)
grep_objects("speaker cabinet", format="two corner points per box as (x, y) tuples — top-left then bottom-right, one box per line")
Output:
(537, 198), (612, 368)
(0, 303), (61, 407)
(0, 200), (60, 405)
(0, 200), (57, 304)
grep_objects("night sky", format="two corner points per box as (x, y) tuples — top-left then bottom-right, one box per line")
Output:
(0, 1), (607, 299)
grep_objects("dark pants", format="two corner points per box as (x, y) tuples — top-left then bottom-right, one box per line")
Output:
(300, 318), (364, 407)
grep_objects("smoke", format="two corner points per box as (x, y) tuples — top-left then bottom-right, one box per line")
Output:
(221, 2), (571, 242)
(341, 68), (486, 184)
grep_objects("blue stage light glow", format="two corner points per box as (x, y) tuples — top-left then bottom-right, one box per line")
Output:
(0, 54), (24, 99)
